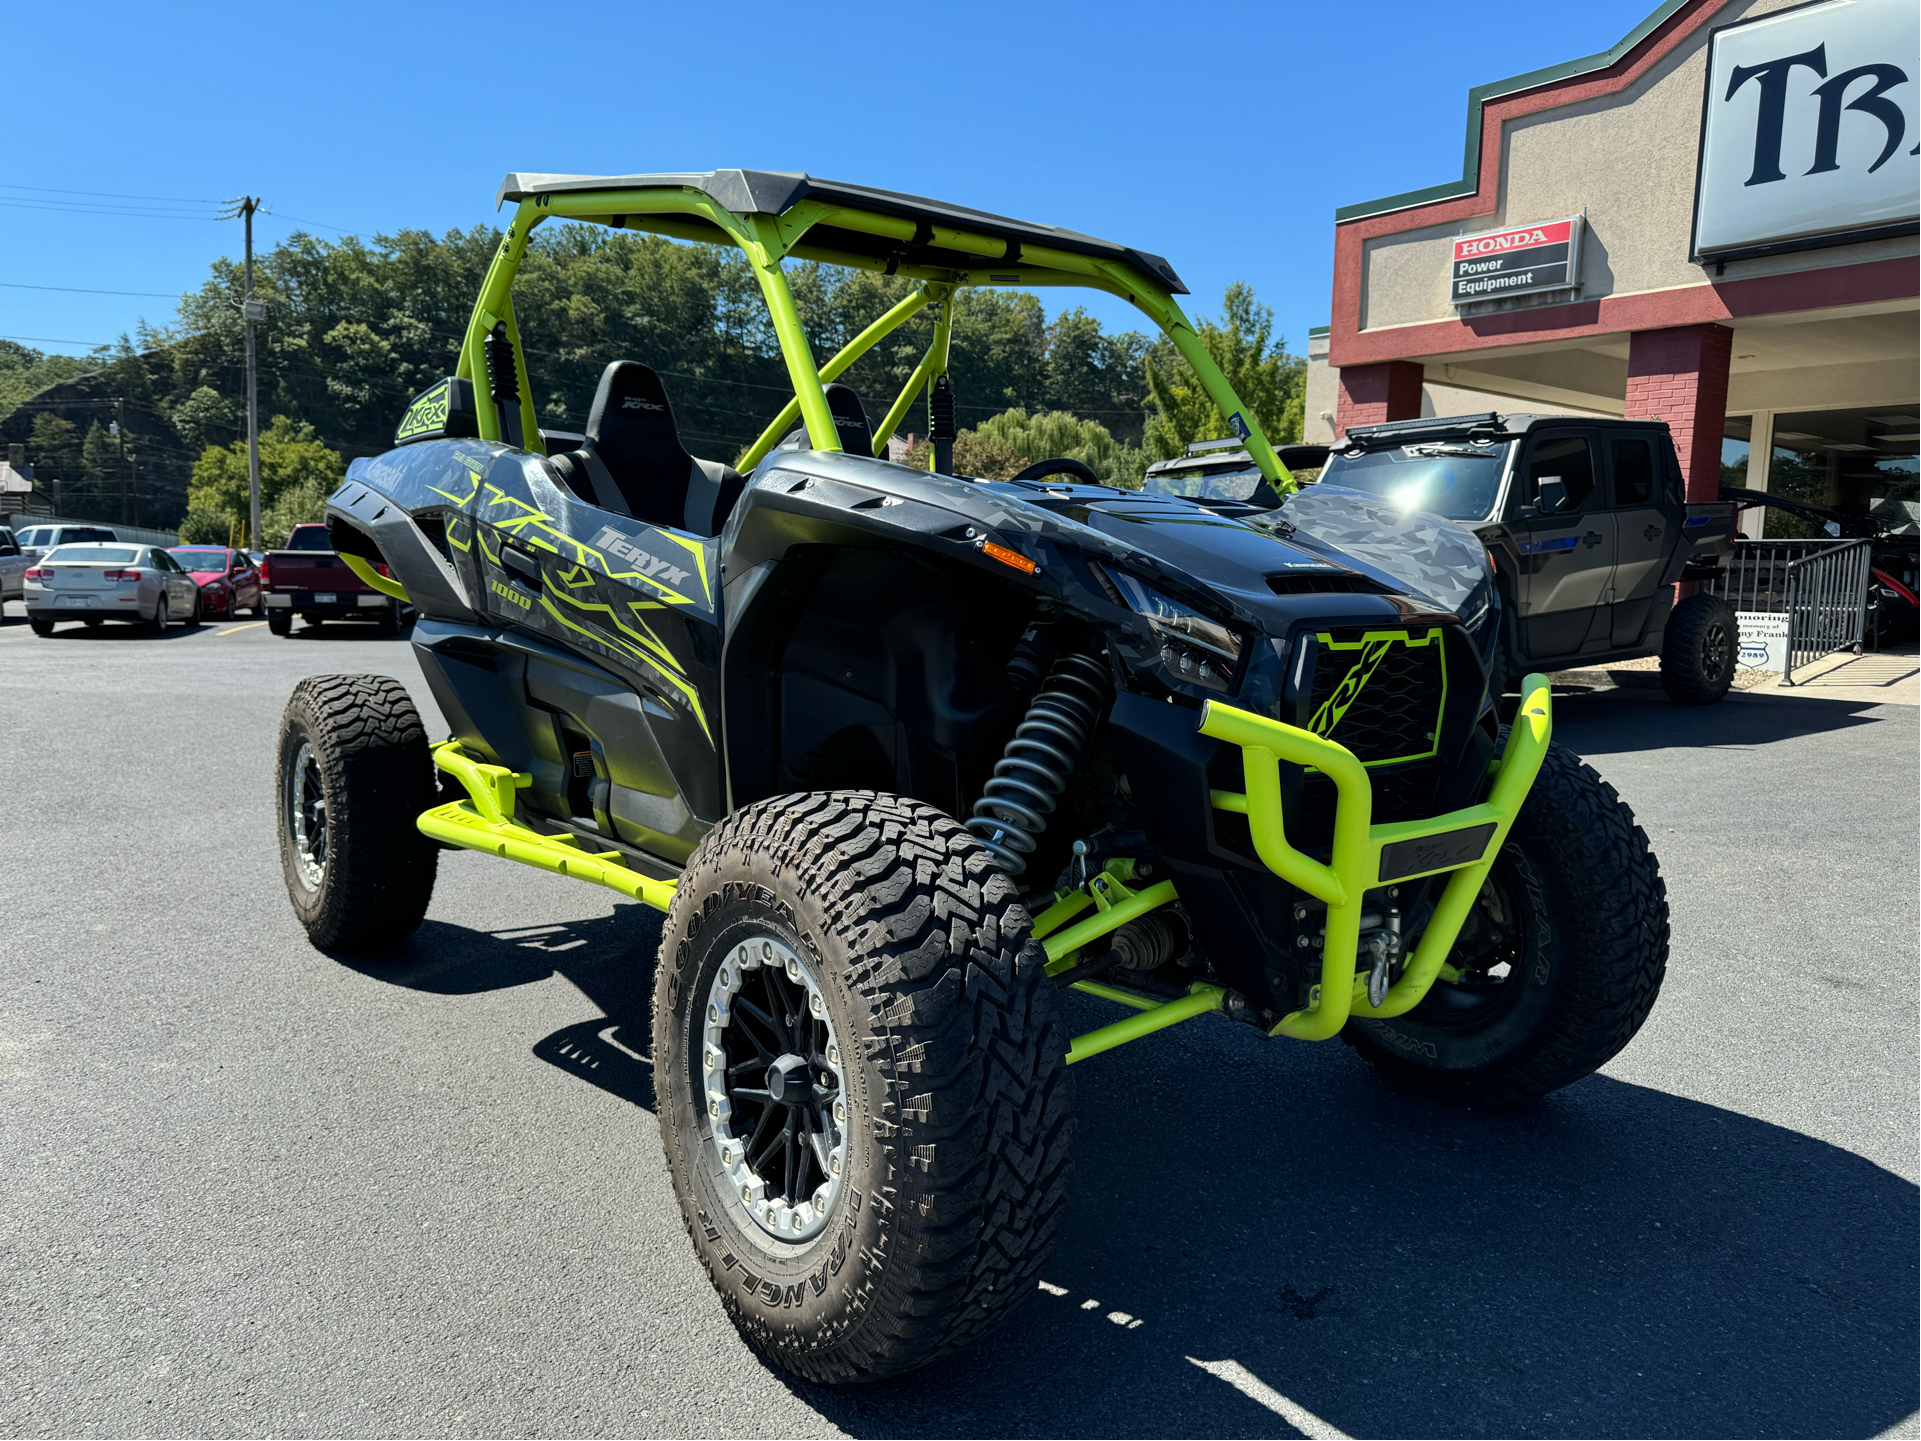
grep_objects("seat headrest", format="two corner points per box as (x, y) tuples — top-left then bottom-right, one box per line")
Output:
(824, 383), (874, 458)
(586, 361), (689, 476)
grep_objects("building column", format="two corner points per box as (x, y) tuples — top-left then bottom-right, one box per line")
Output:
(1334, 360), (1424, 437)
(1624, 324), (1733, 501)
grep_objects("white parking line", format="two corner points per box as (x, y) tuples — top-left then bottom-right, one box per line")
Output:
(1186, 1358), (1352, 1439)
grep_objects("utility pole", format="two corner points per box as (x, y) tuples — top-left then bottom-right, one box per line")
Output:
(114, 399), (128, 525)
(223, 196), (265, 548)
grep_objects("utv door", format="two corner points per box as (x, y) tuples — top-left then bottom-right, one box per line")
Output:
(1604, 432), (1685, 647)
(1510, 430), (1616, 660)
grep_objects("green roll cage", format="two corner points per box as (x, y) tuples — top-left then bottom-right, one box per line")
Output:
(451, 170), (1296, 487)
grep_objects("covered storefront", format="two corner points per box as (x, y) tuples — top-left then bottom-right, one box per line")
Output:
(1307, 0), (1919, 539)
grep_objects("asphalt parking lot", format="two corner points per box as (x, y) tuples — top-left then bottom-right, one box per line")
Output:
(2, 610), (1916, 1440)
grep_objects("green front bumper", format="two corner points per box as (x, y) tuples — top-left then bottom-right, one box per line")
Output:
(1197, 673), (1553, 1039)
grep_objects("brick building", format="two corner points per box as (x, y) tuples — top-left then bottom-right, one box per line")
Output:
(1303, 0), (1919, 536)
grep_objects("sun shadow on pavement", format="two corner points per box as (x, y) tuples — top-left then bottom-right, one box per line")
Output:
(783, 1022), (1919, 1440)
(334, 913), (1917, 1439)
(336, 908), (665, 1109)
(1529, 684), (1906, 755)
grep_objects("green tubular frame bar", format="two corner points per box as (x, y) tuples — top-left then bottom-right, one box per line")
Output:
(449, 186), (1295, 490)
(419, 742), (679, 912)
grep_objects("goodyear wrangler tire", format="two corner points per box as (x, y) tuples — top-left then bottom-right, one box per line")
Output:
(1345, 741), (1668, 1105)
(275, 674), (439, 951)
(654, 790), (1073, 1383)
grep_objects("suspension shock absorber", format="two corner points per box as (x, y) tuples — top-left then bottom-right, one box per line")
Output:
(966, 651), (1109, 877)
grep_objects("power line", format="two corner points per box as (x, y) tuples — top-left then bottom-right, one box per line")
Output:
(0, 198), (222, 221)
(258, 208), (355, 235)
(0, 281), (184, 298)
(0, 182), (223, 204)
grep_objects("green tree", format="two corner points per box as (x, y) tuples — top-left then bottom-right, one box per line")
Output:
(81, 421), (120, 500)
(1142, 283), (1305, 461)
(968, 408), (1146, 488)
(175, 508), (234, 545)
(0, 341), (96, 422)
(170, 386), (236, 451)
(185, 415), (344, 544)
(27, 414), (79, 485)
(260, 472), (335, 548)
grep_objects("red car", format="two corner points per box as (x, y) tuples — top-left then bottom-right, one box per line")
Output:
(167, 546), (263, 619)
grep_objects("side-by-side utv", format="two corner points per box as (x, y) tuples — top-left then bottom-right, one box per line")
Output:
(276, 170), (1669, 1383)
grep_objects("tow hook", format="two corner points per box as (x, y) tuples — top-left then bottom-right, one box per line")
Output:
(1362, 908), (1404, 1009)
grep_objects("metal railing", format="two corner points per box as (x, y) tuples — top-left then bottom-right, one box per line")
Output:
(1782, 539), (1872, 685)
(1710, 538), (1853, 614)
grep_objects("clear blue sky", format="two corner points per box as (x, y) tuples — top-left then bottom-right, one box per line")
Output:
(5, 0), (1657, 359)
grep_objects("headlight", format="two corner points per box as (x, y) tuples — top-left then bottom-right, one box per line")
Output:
(1109, 569), (1246, 689)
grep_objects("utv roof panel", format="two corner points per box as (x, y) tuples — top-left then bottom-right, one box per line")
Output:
(497, 169), (1189, 294)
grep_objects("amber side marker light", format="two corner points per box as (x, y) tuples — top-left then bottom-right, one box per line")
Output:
(981, 540), (1037, 574)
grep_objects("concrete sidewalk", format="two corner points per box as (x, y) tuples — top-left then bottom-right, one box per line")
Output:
(1552, 646), (1920, 706)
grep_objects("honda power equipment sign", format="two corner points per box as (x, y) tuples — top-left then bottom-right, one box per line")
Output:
(1449, 216), (1584, 306)
(1692, 0), (1919, 261)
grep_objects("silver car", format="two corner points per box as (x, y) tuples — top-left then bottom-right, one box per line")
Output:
(25, 543), (204, 636)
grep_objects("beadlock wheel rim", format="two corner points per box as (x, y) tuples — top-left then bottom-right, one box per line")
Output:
(703, 935), (845, 1242)
(288, 740), (327, 891)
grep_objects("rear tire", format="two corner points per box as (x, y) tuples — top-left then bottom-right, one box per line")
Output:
(29, 617), (53, 636)
(275, 674), (440, 950)
(655, 791), (1073, 1383)
(145, 597), (167, 636)
(1345, 741), (1668, 1104)
(267, 612), (291, 636)
(1660, 593), (1737, 704)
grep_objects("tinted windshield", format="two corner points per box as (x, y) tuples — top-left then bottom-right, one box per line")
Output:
(1143, 465), (1265, 503)
(45, 546), (140, 565)
(285, 525), (333, 552)
(1316, 443), (1509, 521)
(172, 549), (231, 572)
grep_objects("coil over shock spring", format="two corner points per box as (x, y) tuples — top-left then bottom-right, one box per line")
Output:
(966, 651), (1108, 876)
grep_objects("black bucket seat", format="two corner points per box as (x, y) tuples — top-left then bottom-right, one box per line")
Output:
(548, 361), (745, 537)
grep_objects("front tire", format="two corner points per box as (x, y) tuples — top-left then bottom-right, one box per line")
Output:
(1346, 741), (1668, 1104)
(184, 593), (203, 628)
(1660, 593), (1737, 704)
(275, 674), (440, 950)
(655, 791), (1073, 1384)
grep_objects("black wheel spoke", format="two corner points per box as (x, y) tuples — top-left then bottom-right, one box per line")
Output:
(784, 1114), (799, 1201)
(730, 998), (782, 1054)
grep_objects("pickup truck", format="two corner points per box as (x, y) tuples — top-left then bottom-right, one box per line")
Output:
(260, 522), (406, 636)
(1315, 413), (1740, 703)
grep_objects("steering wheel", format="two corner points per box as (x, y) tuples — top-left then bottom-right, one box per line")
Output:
(1011, 457), (1102, 486)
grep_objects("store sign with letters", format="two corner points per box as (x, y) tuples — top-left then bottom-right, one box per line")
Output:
(1692, 0), (1920, 260)
(1448, 216), (1584, 306)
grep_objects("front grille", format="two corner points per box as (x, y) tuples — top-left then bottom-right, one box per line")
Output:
(1305, 626), (1446, 765)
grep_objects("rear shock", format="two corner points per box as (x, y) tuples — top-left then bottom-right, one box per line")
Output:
(483, 322), (524, 449)
(966, 651), (1108, 877)
(928, 376), (956, 476)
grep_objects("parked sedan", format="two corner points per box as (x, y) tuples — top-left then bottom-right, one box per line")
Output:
(25, 543), (204, 635)
(168, 545), (262, 618)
